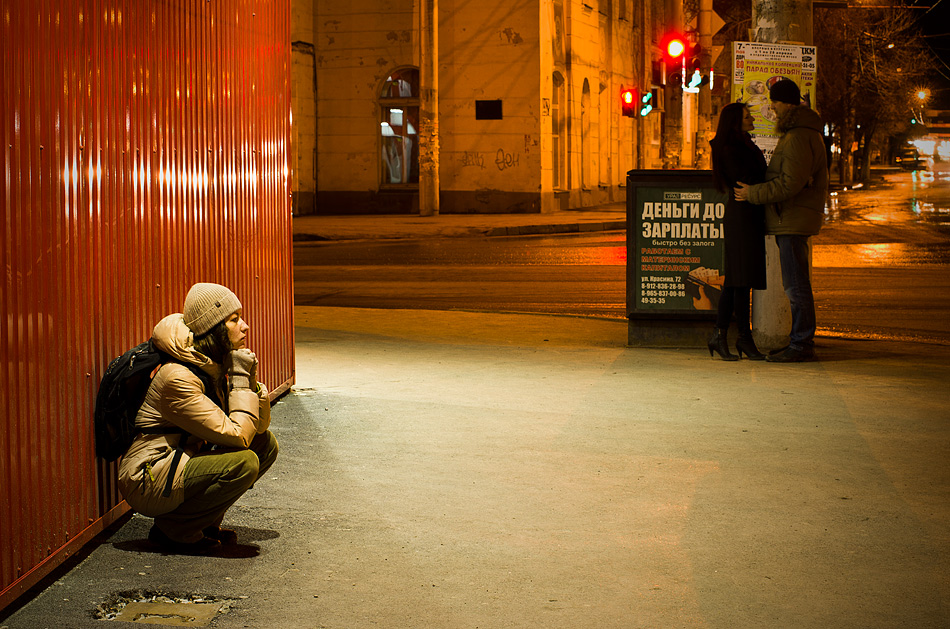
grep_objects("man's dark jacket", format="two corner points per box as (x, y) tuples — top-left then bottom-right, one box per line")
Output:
(747, 106), (828, 236)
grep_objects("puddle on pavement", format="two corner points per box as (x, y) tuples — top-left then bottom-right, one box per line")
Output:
(823, 168), (950, 233)
(813, 242), (950, 267)
(95, 591), (237, 626)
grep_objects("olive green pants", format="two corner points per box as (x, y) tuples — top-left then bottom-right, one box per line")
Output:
(154, 431), (279, 543)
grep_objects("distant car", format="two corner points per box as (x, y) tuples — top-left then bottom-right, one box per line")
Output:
(896, 147), (921, 169)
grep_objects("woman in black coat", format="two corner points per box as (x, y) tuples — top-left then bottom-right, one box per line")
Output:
(708, 102), (768, 360)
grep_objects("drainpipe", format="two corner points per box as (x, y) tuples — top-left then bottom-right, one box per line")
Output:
(419, 0), (440, 216)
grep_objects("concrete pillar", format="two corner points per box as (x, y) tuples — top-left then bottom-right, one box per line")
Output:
(751, 0), (813, 46)
(750, 0), (813, 347)
(418, 0), (440, 216)
(681, 91), (696, 167)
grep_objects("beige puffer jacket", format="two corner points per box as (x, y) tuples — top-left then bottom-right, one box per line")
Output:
(117, 313), (270, 516)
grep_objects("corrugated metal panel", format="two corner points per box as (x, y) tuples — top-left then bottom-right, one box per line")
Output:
(0, 0), (294, 609)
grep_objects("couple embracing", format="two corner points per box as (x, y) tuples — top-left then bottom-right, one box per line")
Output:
(708, 79), (828, 363)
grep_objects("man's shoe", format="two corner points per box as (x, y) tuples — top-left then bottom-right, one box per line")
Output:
(149, 525), (221, 555)
(766, 346), (816, 363)
(203, 525), (239, 545)
(768, 345), (789, 356)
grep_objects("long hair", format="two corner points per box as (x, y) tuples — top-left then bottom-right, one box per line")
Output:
(193, 318), (232, 366)
(710, 102), (750, 193)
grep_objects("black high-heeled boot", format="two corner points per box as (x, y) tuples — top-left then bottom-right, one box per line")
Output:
(735, 333), (766, 360)
(708, 328), (738, 361)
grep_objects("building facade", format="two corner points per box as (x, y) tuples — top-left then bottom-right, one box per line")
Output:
(292, 0), (680, 215)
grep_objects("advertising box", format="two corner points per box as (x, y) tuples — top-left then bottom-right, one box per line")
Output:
(626, 170), (729, 346)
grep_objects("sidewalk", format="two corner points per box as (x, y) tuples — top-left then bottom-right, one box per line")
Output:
(4, 195), (950, 628)
(3, 307), (949, 628)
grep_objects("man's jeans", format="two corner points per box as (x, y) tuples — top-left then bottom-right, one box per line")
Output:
(776, 234), (816, 350)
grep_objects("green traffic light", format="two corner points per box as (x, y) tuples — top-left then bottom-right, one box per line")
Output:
(640, 91), (653, 116)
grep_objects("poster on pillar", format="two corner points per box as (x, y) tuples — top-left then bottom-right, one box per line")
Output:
(631, 185), (729, 314)
(731, 42), (817, 160)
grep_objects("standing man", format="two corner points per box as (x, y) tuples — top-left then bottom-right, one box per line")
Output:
(735, 79), (828, 362)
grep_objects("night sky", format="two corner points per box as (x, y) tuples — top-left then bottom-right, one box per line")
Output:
(914, 0), (950, 107)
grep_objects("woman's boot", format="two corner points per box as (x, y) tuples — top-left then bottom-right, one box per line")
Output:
(708, 328), (738, 361)
(736, 332), (766, 360)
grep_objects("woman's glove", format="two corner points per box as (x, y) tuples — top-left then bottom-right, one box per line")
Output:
(228, 349), (258, 391)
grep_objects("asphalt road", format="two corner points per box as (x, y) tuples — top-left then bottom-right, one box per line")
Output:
(294, 231), (950, 345)
(294, 169), (950, 345)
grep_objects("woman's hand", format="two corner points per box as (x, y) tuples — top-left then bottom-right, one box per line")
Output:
(229, 348), (258, 390)
(734, 182), (751, 201)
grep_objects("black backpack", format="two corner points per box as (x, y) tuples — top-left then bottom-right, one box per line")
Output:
(94, 340), (222, 494)
(94, 340), (173, 461)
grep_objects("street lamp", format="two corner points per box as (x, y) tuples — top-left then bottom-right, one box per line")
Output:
(911, 86), (931, 125)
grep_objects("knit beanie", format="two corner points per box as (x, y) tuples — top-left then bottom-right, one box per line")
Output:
(182, 283), (242, 336)
(769, 79), (801, 105)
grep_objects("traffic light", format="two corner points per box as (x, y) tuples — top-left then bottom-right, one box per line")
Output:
(620, 87), (637, 117)
(662, 33), (687, 64)
(660, 32), (713, 90)
(683, 41), (710, 92)
(640, 89), (655, 116)
(687, 43), (703, 73)
(660, 32), (688, 86)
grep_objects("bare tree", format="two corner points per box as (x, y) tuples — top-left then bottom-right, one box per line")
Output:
(709, 0), (934, 184)
(816, 3), (933, 183)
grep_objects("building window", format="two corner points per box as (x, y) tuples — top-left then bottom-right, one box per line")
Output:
(379, 68), (419, 185)
(553, 72), (566, 190)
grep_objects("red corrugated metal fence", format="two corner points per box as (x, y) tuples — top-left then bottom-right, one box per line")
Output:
(0, 0), (294, 610)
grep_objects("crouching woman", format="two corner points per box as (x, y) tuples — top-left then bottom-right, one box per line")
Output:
(119, 282), (279, 554)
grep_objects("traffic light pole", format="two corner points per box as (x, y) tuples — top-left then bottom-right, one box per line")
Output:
(663, 0), (685, 169)
(695, 0), (713, 169)
(750, 0), (814, 348)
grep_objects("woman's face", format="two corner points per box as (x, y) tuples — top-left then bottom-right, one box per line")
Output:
(741, 107), (754, 132)
(225, 310), (249, 349)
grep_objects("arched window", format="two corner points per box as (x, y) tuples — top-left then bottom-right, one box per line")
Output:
(552, 72), (566, 190)
(379, 68), (419, 185)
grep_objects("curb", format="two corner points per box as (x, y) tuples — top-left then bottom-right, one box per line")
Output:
(485, 220), (626, 237)
(292, 220), (628, 242)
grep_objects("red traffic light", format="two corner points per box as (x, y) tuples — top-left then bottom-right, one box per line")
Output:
(620, 88), (637, 117)
(667, 38), (685, 59)
(662, 33), (687, 61)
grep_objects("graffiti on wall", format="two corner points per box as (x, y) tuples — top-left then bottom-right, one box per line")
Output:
(495, 149), (519, 171)
(459, 152), (486, 169)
